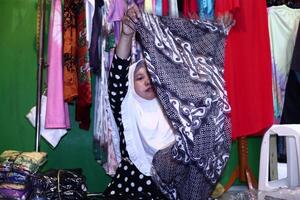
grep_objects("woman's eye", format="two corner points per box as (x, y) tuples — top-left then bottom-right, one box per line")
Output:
(136, 76), (144, 81)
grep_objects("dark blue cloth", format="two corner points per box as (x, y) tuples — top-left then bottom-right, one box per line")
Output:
(89, 0), (104, 74)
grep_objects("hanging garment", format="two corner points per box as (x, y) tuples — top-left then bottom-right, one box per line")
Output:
(63, 0), (79, 102)
(183, 0), (199, 19)
(93, 53), (120, 176)
(89, 0), (104, 74)
(136, 12), (231, 200)
(281, 70), (300, 124)
(162, 0), (169, 16)
(156, 0), (163, 16)
(93, 0), (121, 176)
(93, 75), (119, 176)
(291, 22), (300, 73)
(104, 55), (167, 199)
(63, 0), (92, 130)
(268, 5), (300, 119)
(85, 0), (96, 48)
(107, 0), (127, 21)
(198, 0), (214, 20)
(144, 0), (153, 13)
(281, 21), (300, 124)
(169, 0), (179, 17)
(215, 0), (274, 138)
(26, 95), (68, 148)
(107, 0), (127, 44)
(45, 0), (70, 129)
(214, 0), (239, 15)
(128, 0), (144, 8)
(74, 0), (92, 130)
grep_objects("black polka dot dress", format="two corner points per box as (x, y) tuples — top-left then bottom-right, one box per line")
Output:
(103, 55), (167, 200)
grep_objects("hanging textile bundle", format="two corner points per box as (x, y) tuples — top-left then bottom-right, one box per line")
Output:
(136, 12), (232, 200)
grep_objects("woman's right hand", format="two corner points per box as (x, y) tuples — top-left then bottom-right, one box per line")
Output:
(116, 4), (141, 59)
(121, 4), (141, 37)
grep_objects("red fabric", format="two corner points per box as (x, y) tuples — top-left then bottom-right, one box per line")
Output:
(215, 0), (274, 139)
(215, 0), (239, 15)
(162, 0), (168, 16)
(183, 0), (199, 19)
(76, 1), (92, 130)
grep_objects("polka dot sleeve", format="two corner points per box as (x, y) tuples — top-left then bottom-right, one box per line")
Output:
(108, 54), (131, 128)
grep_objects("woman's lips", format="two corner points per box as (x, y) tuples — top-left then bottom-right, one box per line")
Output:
(146, 87), (154, 92)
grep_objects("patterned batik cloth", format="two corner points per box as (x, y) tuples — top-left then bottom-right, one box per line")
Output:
(136, 13), (232, 200)
(63, 0), (92, 130)
(63, 0), (79, 102)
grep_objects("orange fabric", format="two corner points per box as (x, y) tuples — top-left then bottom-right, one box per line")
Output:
(63, 0), (78, 102)
(63, 0), (92, 130)
(215, 0), (274, 139)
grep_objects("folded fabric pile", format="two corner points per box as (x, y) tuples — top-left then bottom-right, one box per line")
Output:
(0, 150), (47, 200)
(30, 169), (87, 200)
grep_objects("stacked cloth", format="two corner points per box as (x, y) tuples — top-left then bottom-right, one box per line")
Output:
(0, 150), (47, 200)
(136, 13), (232, 200)
(30, 169), (87, 200)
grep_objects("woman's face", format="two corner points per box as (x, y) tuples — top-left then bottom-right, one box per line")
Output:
(134, 63), (156, 100)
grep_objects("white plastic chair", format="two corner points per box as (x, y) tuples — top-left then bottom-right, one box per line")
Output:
(259, 125), (300, 191)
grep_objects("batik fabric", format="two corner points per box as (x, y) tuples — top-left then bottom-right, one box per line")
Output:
(136, 13), (231, 200)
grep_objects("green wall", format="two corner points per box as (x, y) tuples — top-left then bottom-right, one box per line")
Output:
(0, 0), (262, 193)
(0, 0), (110, 192)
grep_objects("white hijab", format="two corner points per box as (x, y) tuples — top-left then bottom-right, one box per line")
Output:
(121, 60), (175, 176)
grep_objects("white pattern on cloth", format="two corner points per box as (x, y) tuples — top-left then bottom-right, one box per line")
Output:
(136, 12), (232, 200)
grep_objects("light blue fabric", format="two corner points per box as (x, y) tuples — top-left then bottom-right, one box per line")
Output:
(198, 0), (214, 20)
(155, 0), (162, 16)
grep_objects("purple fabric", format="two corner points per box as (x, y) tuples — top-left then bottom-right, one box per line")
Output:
(45, 0), (70, 129)
(107, 0), (127, 22)
(107, 0), (127, 45)
(89, 0), (104, 74)
(113, 21), (121, 44)
(0, 172), (28, 184)
(0, 187), (31, 200)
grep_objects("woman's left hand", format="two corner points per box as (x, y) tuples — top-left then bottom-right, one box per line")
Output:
(217, 11), (234, 28)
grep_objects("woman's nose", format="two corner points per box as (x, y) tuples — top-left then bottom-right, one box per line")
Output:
(145, 77), (150, 85)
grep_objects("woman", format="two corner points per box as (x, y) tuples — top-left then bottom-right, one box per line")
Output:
(104, 4), (175, 199)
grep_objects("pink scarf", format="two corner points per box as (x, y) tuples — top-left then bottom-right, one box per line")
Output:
(45, 0), (70, 129)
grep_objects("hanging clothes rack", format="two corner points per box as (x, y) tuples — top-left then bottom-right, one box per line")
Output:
(35, 0), (46, 152)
